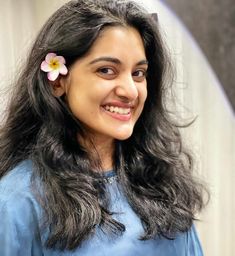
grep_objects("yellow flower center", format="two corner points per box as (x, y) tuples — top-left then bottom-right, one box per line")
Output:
(49, 59), (60, 70)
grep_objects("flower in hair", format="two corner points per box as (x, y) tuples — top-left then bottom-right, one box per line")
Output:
(40, 53), (68, 81)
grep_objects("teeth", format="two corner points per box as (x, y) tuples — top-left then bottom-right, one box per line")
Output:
(104, 105), (130, 115)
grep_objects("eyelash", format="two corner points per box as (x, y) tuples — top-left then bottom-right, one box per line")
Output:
(132, 70), (147, 77)
(98, 67), (115, 75)
(97, 67), (147, 81)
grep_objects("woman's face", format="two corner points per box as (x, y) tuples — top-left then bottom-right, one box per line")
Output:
(59, 26), (148, 143)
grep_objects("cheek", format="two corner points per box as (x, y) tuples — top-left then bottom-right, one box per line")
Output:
(135, 86), (147, 119)
(139, 84), (148, 104)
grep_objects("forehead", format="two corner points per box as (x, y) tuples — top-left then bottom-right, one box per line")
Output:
(82, 26), (147, 63)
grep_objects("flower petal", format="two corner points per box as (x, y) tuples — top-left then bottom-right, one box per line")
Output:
(59, 64), (68, 75)
(46, 53), (57, 63)
(56, 56), (66, 64)
(47, 70), (60, 81)
(40, 61), (52, 72)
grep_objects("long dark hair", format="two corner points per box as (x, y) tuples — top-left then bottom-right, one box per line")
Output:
(0, 0), (207, 250)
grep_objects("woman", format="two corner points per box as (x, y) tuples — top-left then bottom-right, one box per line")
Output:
(0, 0), (206, 255)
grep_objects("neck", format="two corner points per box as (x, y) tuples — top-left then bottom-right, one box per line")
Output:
(78, 134), (115, 172)
(93, 137), (115, 171)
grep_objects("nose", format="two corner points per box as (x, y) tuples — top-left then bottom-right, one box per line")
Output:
(115, 74), (138, 101)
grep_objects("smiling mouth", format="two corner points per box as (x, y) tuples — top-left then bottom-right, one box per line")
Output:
(103, 105), (131, 115)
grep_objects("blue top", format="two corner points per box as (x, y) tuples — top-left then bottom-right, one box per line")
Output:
(0, 161), (203, 256)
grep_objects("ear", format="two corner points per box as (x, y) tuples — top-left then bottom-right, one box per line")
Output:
(50, 77), (67, 97)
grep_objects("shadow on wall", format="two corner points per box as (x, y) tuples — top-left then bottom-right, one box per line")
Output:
(162, 0), (235, 111)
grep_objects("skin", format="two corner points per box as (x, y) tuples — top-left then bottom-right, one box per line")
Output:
(54, 26), (148, 170)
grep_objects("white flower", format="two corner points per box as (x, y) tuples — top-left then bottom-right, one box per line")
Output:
(40, 53), (68, 81)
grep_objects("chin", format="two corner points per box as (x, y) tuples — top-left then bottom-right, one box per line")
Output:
(113, 125), (136, 140)
(113, 131), (133, 141)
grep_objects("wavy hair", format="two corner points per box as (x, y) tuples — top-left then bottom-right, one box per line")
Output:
(0, 0), (207, 250)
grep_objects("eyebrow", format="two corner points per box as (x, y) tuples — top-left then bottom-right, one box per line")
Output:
(89, 56), (148, 66)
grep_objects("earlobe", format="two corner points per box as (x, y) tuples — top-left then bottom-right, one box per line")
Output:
(50, 77), (66, 97)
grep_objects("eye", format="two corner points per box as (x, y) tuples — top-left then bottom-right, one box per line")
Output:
(132, 69), (147, 82)
(97, 67), (115, 75)
(133, 70), (146, 77)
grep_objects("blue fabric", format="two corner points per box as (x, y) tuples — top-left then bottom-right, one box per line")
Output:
(0, 161), (204, 256)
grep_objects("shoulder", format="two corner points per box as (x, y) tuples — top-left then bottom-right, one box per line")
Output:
(0, 160), (33, 199)
(0, 160), (41, 221)
(0, 160), (43, 224)
(0, 160), (44, 255)
(164, 224), (203, 256)
(0, 159), (42, 222)
(150, 224), (204, 256)
(185, 224), (204, 256)
(173, 224), (203, 256)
